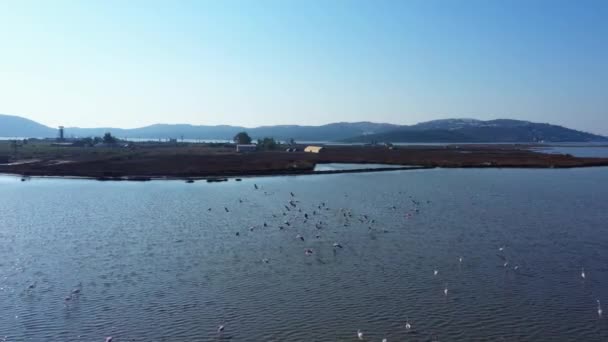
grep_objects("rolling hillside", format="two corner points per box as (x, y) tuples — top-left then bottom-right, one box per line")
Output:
(343, 119), (607, 143)
(0, 114), (605, 143)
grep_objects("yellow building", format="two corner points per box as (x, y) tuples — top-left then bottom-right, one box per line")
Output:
(304, 146), (324, 153)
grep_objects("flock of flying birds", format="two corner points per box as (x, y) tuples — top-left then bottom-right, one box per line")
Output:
(20, 180), (604, 341)
(212, 182), (442, 341)
(212, 182), (604, 341)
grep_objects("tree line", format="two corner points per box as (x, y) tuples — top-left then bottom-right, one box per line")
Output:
(233, 131), (295, 151)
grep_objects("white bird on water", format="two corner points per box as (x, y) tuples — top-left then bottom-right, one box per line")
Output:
(405, 319), (412, 330)
(357, 329), (364, 340)
(459, 256), (463, 264)
(581, 267), (586, 280)
(598, 300), (603, 318)
(443, 284), (449, 296)
(382, 339), (387, 342)
(217, 325), (225, 333)
(434, 269), (439, 276)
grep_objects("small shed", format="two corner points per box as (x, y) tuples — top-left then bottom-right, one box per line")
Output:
(304, 146), (324, 153)
(236, 144), (257, 152)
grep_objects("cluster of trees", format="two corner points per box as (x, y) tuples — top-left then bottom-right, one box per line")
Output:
(73, 132), (118, 147)
(233, 132), (252, 144)
(102, 132), (117, 144)
(233, 131), (294, 151)
(256, 137), (278, 150)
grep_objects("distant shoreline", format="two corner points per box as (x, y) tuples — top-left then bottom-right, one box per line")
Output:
(5, 163), (608, 183)
(2, 142), (608, 181)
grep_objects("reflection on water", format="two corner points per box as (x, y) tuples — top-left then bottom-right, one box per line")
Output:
(314, 163), (409, 171)
(1, 168), (608, 341)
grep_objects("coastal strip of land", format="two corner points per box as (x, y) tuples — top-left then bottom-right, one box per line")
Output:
(1, 141), (608, 180)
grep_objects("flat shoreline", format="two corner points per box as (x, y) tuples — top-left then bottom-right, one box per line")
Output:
(2, 144), (608, 181)
(2, 166), (431, 182)
(5, 163), (608, 183)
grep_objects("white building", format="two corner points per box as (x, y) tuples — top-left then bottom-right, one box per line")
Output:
(236, 144), (257, 152)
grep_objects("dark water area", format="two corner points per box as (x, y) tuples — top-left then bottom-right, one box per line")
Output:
(1, 168), (608, 341)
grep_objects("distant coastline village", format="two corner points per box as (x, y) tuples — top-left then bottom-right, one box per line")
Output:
(0, 126), (339, 177)
(1, 125), (327, 163)
(1, 124), (607, 181)
(48, 126), (323, 151)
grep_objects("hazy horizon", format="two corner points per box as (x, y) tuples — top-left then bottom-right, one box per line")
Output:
(1, 0), (606, 134)
(4, 113), (607, 137)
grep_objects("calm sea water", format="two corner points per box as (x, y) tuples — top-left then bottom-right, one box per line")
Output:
(1, 168), (608, 341)
(534, 146), (608, 158)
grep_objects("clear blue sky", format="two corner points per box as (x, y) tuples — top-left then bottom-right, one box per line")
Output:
(0, 0), (606, 134)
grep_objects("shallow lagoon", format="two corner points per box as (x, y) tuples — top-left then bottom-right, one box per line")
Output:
(1, 168), (608, 341)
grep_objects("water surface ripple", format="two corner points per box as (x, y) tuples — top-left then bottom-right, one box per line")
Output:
(1, 168), (608, 341)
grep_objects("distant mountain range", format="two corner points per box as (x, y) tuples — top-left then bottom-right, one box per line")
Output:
(0, 114), (57, 138)
(342, 119), (608, 143)
(66, 122), (403, 141)
(0, 114), (606, 143)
